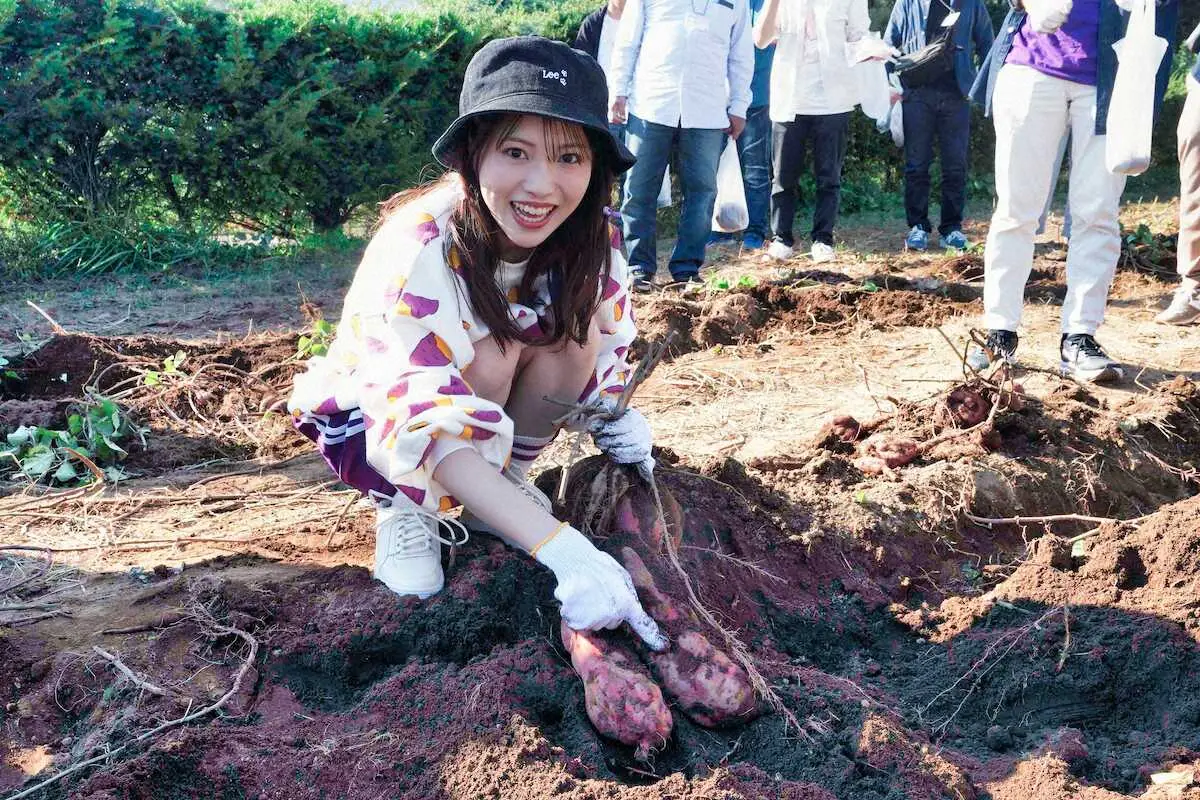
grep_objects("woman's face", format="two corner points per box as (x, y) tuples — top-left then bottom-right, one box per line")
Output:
(477, 115), (593, 261)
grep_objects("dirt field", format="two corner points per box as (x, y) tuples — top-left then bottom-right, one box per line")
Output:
(1, 208), (1198, 800)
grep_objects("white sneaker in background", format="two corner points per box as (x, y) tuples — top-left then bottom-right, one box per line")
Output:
(810, 241), (835, 263)
(766, 239), (794, 261)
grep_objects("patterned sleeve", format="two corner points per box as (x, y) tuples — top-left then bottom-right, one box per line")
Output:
(577, 219), (638, 406)
(322, 212), (513, 511)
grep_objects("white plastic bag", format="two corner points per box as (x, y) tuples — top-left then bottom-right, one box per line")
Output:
(1105, 0), (1168, 175)
(656, 166), (672, 208)
(888, 98), (905, 148)
(856, 60), (892, 122)
(711, 139), (748, 233)
(853, 34), (893, 123)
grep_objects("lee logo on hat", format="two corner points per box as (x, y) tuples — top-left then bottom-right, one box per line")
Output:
(541, 68), (567, 86)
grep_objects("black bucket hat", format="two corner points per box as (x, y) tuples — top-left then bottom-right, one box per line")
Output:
(432, 35), (636, 175)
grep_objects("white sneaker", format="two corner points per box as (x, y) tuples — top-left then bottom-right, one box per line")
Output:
(810, 242), (835, 263)
(373, 501), (468, 598)
(1155, 288), (1200, 325)
(766, 240), (794, 261)
(459, 466), (553, 540)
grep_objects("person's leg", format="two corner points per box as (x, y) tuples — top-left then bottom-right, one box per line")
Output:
(810, 112), (851, 246)
(1177, 75), (1200, 296)
(621, 115), (674, 278)
(1059, 82), (1128, 338)
(770, 117), (806, 248)
(902, 87), (937, 234)
(737, 104), (773, 246)
(670, 126), (725, 278)
(936, 89), (971, 238)
(982, 65), (1069, 335)
(1037, 131), (1070, 236)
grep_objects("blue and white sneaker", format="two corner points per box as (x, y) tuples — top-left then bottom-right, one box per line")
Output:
(966, 329), (1019, 372)
(742, 233), (766, 250)
(905, 226), (928, 251)
(942, 230), (970, 251)
(1060, 334), (1123, 383)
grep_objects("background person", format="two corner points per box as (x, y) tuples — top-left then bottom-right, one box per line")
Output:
(709, 0), (777, 252)
(885, 0), (994, 252)
(288, 37), (665, 652)
(757, 0), (874, 265)
(608, 0), (755, 290)
(1156, 20), (1200, 325)
(574, 0), (630, 199)
(967, 0), (1179, 382)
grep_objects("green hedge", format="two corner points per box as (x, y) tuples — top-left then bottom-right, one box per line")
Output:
(0, 0), (595, 236)
(0, 0), (1191, 244)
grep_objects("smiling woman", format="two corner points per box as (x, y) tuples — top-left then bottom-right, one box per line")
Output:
(286, 36), (668, 647)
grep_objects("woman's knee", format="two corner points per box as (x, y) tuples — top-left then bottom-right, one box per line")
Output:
(462, 335), (523, 406)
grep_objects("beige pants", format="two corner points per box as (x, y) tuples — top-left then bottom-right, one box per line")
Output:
(1180, 75), (1200, 293)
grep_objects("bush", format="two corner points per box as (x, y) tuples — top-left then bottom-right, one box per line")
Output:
(0, 0), (596, 240)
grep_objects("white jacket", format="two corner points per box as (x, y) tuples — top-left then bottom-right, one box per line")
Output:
(765, 0), (870, 120)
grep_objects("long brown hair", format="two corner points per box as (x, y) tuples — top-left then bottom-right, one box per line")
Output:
(381, 113), (618, 351)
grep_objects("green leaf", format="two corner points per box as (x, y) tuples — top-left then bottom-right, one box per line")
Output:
(314, 319), (334, 336)
(67, 413), (84, 435)
(20, 447), (56, 478)
(861, 279), (880, 293)
(310, 343), (328, 357)
(143, 371), (161, 387)
(53, 460), (79, 483)
(6, 426), (34, 447)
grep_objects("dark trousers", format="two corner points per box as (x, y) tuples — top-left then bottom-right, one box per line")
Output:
(902, 85), (971, 236)
(770, 111), (851, 247)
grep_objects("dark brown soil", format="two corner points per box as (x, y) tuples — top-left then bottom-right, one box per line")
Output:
(2, 285), (1199, 799)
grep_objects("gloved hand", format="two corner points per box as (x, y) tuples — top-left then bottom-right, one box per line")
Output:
(589, 404), (655, 477)
(1023, 0), (1072, 34)
(534, 525), (668, 651)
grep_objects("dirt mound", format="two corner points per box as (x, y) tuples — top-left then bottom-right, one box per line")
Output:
(2, 332), (308, 476)
(635, 279), (979, 358)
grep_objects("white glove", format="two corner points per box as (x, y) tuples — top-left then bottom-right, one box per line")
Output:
(589, 405), (655, 476)
(1023, 0), (1072, 34)
(534, 525), (668, 651)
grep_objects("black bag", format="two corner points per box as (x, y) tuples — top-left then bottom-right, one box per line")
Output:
(893, 32), (957, 87)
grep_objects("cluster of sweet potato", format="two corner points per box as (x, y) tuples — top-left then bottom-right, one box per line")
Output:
(560, 481), (759, 759)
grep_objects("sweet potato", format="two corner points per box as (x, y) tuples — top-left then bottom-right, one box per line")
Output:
(619, 548), (759, 727)
(560, 622), (673, 760)
(853, 434), (919, 475)
(939, 387), (990, 428)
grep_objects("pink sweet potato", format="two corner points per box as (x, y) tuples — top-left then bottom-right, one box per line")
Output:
(619, 548), (759, 727)
(854, 434), (919, 475)
(560, 622), (673, 760)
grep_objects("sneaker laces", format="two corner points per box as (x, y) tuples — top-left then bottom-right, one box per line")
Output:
(380, 504), (469, 562)
(1066, 334), (1105, 359)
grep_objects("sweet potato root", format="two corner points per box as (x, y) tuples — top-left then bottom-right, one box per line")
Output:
(560, 622), (673, 760)
(619, 548), (759, 727)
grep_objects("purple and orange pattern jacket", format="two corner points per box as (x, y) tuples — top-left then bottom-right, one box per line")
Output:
(287, 187), (636, 512)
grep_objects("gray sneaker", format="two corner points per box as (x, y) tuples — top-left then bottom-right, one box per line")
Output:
(1155, 288), (1200, 325)
(1060, 334), (1123, 383)
(966, 330), (1019, 371)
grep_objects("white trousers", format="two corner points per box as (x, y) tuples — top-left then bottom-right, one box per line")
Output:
(983, 65), (1128, 335)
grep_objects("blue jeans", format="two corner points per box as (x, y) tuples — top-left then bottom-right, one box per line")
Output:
(621, 115), (725, 280)
(735, 105), (772, 242)
(902, 86), (971, 236)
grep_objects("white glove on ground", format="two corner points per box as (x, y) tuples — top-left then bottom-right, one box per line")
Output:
(534, 525), (668, 651)
(1023, 0), (1073, 34)
(589, 405), (655, 476)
